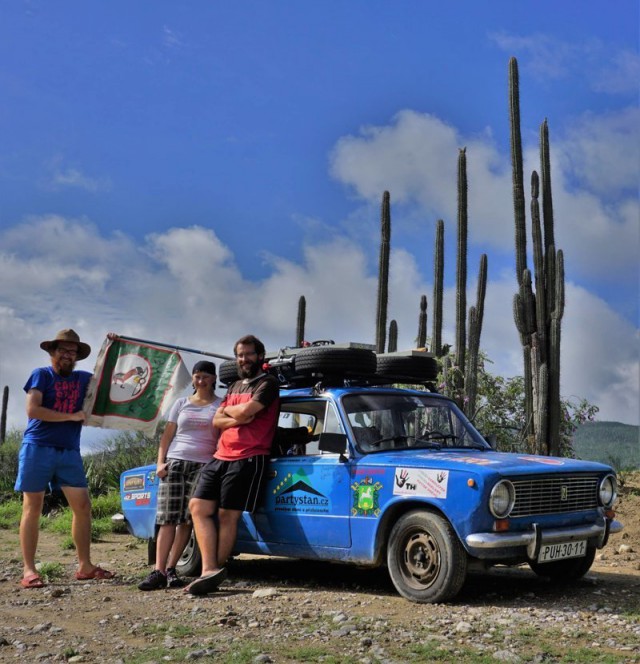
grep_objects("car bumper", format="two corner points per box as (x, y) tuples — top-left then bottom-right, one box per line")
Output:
(465, 517), (623, 560)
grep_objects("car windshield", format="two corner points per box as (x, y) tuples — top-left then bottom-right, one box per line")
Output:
(342, 392), (490, 453)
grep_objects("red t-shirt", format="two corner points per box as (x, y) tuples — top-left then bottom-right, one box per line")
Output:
(214, 373), (280, 461)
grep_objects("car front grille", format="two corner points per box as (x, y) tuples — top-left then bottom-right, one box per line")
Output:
(510, 474), (600, 517)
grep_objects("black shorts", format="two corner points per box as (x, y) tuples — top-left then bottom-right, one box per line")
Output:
(191, 455), (268, 512)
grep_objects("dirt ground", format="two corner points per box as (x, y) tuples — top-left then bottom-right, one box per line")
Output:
(0, 472), (638, 663)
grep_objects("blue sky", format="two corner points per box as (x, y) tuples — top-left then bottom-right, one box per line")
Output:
(0, 1), (638, 445)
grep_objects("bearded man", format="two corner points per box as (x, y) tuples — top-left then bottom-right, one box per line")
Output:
(15, 329), (114, 588)
(186, 334), (279, 595)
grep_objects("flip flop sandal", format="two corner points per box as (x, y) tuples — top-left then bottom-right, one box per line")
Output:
(20, 573), (45, 589)
(75, 566), (115, 580)
(185, 568), (227, 595)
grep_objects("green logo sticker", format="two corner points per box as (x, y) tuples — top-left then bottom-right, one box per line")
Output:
(351, 476), (383, 517)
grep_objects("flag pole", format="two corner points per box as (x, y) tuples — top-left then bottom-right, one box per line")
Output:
(115, 335), (234, 361)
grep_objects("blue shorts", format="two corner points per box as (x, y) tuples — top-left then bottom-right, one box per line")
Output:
(14, 444), (88, 493)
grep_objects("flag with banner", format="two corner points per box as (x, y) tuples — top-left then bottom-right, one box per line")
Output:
(83, 337), (191, 434)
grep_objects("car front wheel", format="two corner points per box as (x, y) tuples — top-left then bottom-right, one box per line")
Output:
(387, 510), (467, 603)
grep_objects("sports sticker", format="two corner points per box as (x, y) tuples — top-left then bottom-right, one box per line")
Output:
(393, 468), (449, 499)
(123, 491), (151, 505)
(351, 476), (383, 517)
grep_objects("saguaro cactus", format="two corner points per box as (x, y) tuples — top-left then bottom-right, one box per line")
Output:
(509, 57), (527, 288)
(296, 295), (306, 347)
(388, 320), (398, 353)
(0, 385), (7, 443)
(465, 254), (487, 417)
(375, 191), (391, 354)
(510, 57), (565, 455)
(417, 295), (427, 349)
(454, 148), (468, 405)
(431, 220), (444, 357)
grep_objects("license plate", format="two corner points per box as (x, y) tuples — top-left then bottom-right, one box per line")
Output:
(537, 540), (587, 563)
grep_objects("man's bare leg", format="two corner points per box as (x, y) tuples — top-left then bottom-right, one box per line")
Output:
(189, 497), (220, 576)
(217, 508), (242, 567)
(63, 486), (95, 576)
(20, 491), (45, 579)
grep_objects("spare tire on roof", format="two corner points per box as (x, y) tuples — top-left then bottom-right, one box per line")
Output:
(293, 346), (376, 377)
(218, 359), (239, 386)
(376, 354), (439, 382)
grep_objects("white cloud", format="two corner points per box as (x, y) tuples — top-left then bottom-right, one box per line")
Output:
(489, 32), (640, 96)
(44, 159), (112, 193)
(329, 110), (514, 250)
(329, 106), (639, 284)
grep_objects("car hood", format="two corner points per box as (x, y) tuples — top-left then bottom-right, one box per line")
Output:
(356, 449), (613, 477)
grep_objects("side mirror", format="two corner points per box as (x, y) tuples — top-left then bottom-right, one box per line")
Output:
(318, 433), (348, 456)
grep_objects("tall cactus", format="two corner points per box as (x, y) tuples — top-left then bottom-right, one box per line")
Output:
(431, 219), (444, 357)
(509, 56), (527, 287)
(417, 294), (427, 349)
(510, 56), (565, 455)
(465, 254), (488, 418)
(454, 148), (468, 406)
(375, 191), (391, 353)
(540, 119), (555, 253)
(0, 385), (7, 443)
(388, 319), (398, 353)
(295, 295), (306, 347)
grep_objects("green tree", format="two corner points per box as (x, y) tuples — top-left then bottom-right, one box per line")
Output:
(438, 353), (597, 457)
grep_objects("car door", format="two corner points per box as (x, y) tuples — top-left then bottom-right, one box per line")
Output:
(251, 398), (352, 549)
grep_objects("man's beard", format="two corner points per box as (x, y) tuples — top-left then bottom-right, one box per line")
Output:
(54, 359), (75, 377)
(239, 359), (261, 379)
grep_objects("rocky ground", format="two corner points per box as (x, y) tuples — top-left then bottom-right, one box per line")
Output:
(0, 473), (638, 664)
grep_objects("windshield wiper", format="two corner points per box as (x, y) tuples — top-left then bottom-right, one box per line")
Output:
(369, 435), (412, 448)
(412, 438), (444, 450)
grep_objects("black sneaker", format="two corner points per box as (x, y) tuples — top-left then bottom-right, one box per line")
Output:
(166, 567), (184, 588)
(138, 569), (167, 591)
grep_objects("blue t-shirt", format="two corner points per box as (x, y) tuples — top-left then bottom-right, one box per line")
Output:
(22, 366), (92, 450)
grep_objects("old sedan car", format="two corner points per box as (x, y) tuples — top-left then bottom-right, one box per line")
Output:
(119, 345), (623, 603)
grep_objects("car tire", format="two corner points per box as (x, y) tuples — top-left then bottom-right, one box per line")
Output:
(293, 347), (376, 377)
(376, 355), (439, 382)
(176, 531), (202, 578)
(387, 510), (467, 603)
(219, 359), (239, 386)
(528, 545), (596, 581)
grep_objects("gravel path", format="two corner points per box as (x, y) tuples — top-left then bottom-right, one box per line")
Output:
(0, 474), (637, 663)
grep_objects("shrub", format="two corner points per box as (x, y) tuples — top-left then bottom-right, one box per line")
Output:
(83, 428), (162, 495)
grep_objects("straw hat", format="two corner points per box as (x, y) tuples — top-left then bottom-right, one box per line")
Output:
(40, 329), (91, 361)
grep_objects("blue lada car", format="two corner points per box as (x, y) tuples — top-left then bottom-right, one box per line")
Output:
(119, 346), (623, 603)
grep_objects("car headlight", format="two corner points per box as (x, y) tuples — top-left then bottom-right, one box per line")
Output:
(489, 480), (515, 518)
(598, 474), (617, 508)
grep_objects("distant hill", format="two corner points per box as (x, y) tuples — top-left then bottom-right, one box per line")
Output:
(572, 421), (639, 470)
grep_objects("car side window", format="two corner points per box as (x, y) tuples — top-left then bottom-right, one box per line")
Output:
(274, 399), (343, 456)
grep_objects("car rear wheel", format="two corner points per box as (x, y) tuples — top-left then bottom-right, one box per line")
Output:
(528, 545), (596, 581)
(293, 347), (376, 377)
(376, 355), (439, 382)
(176, 531), (202, 578)
(387, 510), (467, 603)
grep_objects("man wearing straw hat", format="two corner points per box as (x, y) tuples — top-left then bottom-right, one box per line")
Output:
(14, 329), (114, 589)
